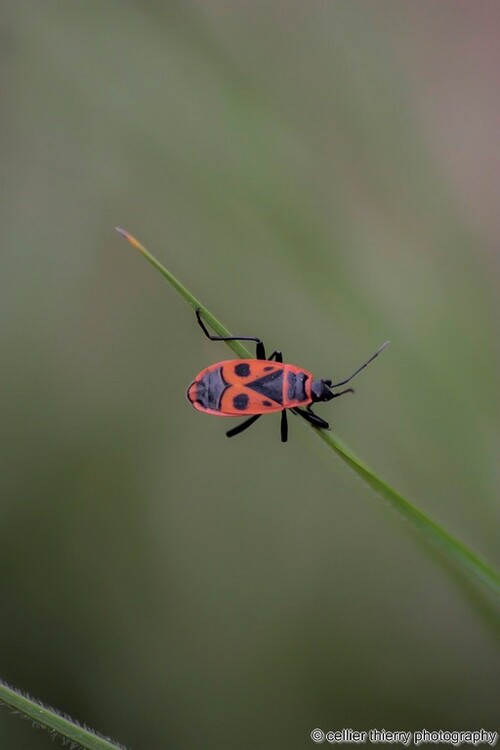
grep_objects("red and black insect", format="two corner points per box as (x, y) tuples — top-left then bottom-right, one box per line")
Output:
(187, 309), (389, 443)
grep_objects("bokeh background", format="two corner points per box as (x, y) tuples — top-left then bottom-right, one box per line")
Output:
(1, 2), (499, 749)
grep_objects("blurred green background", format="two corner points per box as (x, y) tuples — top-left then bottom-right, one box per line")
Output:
(1, 2), (499, 748)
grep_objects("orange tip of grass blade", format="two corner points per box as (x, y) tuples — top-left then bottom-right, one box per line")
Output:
(115, 227), (146, 254)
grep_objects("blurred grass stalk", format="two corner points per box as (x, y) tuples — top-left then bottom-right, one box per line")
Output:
(116, 228), (500, 597)
(0, 680), (125, 750)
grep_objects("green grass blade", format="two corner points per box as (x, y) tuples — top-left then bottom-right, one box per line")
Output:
(316, 431), (500, 593)
(116, 228), (500, 597)
(0, 679), (127, 750)
(115, 227), (251, 359)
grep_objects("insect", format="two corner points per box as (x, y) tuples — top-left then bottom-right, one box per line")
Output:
(187, 309), (389, 443)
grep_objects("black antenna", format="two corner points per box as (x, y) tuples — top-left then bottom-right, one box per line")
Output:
(329, 341), (390, 388)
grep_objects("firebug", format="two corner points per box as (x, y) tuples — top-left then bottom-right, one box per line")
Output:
(187, 309), (389, 443)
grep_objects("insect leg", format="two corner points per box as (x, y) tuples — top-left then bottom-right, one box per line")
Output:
(280, 410), (288, 442)
(292, 407), (330, 430)
(195, 309), (266, 359)
(267, 351), (283, 363)
(226, 414), (261, 438)
(304, 408), (330, 428)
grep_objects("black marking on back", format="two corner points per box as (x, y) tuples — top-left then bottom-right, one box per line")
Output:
(262, 400), (273, 407)
(247, 370), (284, 404)
(234, 362), (250, 377)
(288, 371), (308, 402)
(233, 393), (249, 410)
(195, 367), (228, 410)
(263, 365), (274, 371)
